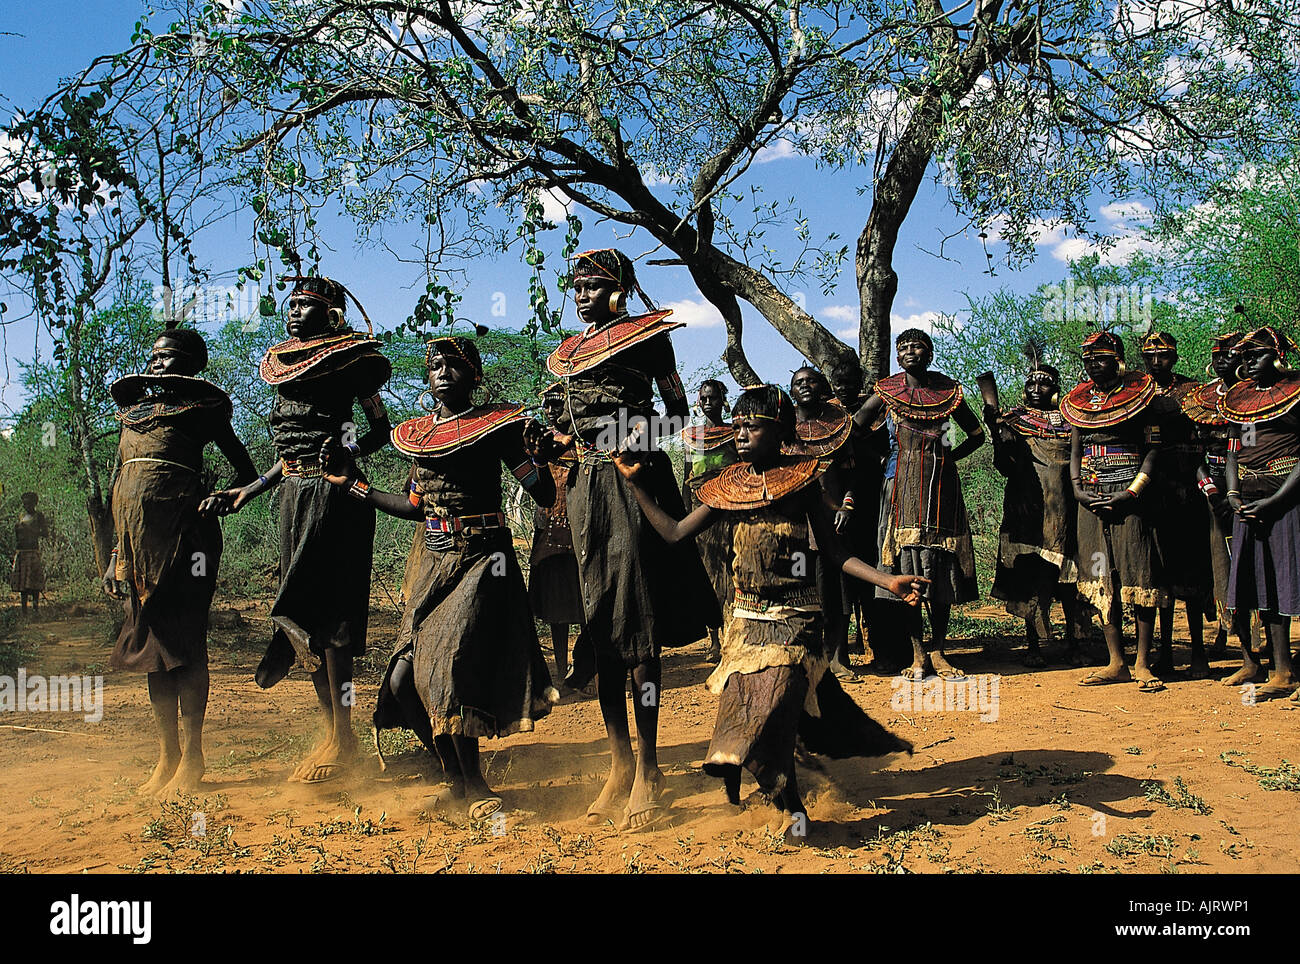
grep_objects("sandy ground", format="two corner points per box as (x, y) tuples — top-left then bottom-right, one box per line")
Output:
(0, 598), (1297, 874)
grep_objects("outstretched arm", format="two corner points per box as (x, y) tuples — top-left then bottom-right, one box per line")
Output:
(613, 453), (717, 543)
(320, 451), (423, 520)
(807, 499), (926, 603)
(200, 422), (258, 516)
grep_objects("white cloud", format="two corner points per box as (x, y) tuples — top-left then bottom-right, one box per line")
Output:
(537, 188), (571, 225)
(1048, 200), (1161, 264)
(753, 138), (797, 165)
(835, 309), (942, 342)
(664, 297), (723, 329)
(821, 304), (857, 324)
(985, 200), (1163, 266)
(890, 311), (942, 336)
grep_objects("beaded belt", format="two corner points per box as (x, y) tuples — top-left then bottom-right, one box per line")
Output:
(425, 513), (507, 551)
(1081, 444), (1142, 486)
(1239, 456), (1300, 479)
(281, 456), (324, 479)
(733, 587), (823, 615)
(577, 446), (617, 465)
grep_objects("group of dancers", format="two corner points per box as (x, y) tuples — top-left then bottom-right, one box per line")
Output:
(97, 244), (1300, 840)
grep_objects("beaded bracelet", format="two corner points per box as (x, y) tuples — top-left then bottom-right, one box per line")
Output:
(348, 480), (370, 502)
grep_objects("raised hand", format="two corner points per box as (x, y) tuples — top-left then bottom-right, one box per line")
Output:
(525, 422), (572, 464)
(320, 436), (356, 487)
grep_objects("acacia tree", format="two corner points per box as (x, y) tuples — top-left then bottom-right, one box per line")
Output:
(10, 0), (1300, 386)
(0, 82), (218, 570)
(1154, 151), (1300, 335)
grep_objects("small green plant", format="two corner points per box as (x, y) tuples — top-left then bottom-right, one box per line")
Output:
(1105, 832), (1175, 859)
(1220, 751), (1300, 792)
(1143, 776), (1212, 815)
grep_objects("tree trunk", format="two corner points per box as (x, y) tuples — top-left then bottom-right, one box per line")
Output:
(856, 93), (945, 385)
(67, 310), (115, 576)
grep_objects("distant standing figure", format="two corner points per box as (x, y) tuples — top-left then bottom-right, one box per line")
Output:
(529, 382), (587, 687)
(12, 491), (49, 617)
(680, 379), (739, 663)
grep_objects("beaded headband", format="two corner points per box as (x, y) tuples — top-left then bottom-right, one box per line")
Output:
(1140, 331), (1177, 352)
(286, 275), (375, 334)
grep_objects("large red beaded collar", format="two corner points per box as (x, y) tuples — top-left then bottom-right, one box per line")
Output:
(680, 424), (736, 452)
(1219, 375), (1300, 424)
(696, 455), (827, 510)
(790, 400), (853, 456)
(391, 403), (528, 456)
(545, 310), (682, 378)
(1182, 380), (1229, 426)
(1061, 372), (1157, 429)
(260, 332), (389, 386)
(874, 372), (963, 421)
(1001, 405), (1071, 439)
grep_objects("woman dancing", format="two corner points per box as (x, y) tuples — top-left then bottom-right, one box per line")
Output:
(106, 328), (257, 794)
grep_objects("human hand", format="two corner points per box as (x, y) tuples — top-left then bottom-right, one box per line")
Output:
(613, 450), (646, 484)
(888, 574), (930, 606)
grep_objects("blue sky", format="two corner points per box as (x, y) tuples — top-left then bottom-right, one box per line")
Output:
(0, 1), (1154, 413)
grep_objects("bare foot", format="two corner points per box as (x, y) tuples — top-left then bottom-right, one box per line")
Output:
(1223, 663), (1266, 686)
(138, 752), (180, 795)
(621, 767), (667, 832)
(1186, 656), (1212, 680)
(586, 762), (634, 824)
(161, 752), (205, 795)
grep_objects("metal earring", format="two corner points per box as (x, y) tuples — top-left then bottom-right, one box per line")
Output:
(419, 390), (437, 412)
(608, 290), (625, 315)
(1275, 358), (1291, 373)
(1236, 364), (1249, 381)
(1206, 363), (1215, 376)
(1116, 360), (1127, 374)
(1050, 391), (1060, 407)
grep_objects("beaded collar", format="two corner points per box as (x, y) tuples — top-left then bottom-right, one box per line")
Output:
(1220, 375), (1300, 424)
(696, 455), (827, 510)
(1001, 405), (1071, 439)
(260, 331), (390, 386)
(873, 371), (963, 422)
(789, 400), (853, 456)
(111, 374), (232, 427)
(1181, 379), (1230, 427)
(546, 310), (682, 378)
(391, 403), (528, 456)
(1061, 372), (1157, 429)
(680, 423), (737, 452)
